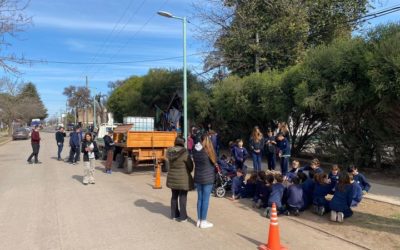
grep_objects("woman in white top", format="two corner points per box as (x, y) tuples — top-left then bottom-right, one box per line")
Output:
(81, 132), (99, 185)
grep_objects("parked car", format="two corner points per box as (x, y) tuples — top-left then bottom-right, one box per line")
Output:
(13, 127), (30, 140)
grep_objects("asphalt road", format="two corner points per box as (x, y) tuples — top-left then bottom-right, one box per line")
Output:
(0, 132), (364, 250)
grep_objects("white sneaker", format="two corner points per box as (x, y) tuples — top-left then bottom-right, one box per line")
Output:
(337, 212), (344, 223)
(196, 220), (201, 228)
(200, 220), (214, 229)
(330, 211), (337, 222)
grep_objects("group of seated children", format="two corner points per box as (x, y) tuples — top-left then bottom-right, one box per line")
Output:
(229, 158), (371, 223)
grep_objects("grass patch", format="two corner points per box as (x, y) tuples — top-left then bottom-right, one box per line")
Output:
(391, 214), (400, 220)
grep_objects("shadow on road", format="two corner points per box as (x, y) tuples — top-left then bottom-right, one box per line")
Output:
(134, 199), (171, 219)
(237, 233), (264, 247)
(72, 175), (83, 183)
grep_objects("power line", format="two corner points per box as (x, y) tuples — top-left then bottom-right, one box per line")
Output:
(80, 0), (137, 76)
(88, 0), (170, 81)
(82, 0), (148, 77)
(27, 52), (206, 65)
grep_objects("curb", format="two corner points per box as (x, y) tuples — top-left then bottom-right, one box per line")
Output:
(364, 194), (400, 207)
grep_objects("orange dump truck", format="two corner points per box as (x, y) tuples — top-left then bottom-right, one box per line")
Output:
(113, 124), (177, 172)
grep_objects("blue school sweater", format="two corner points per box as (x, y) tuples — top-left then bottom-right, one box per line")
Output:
(241, 182), (257, 198)
(351, 182), (363, 207)
(268, 183), (285, 208)
(286, 184), (304, 209)
(301, 178), (315, 208)
(276, 138), (290, 157)
(353, 173), (371, 192)
(300, 165), (324, 179)
(328, 172), (340, 186)
(313, 182), (335, 206)
(234, 146), (248, 162)
(330, 184), (354, 212)
(286, 168), (303, 182)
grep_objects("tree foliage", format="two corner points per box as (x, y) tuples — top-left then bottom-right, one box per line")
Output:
(107, 69), (206, 123)
(0, 79), (47, 135)
(196, 0), (369, 76)
(0, 0), (32, 73)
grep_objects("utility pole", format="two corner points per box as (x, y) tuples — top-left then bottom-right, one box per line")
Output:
(86, 76), (89, 128)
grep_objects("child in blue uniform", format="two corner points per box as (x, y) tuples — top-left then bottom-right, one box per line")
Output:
(233, 139), (248, 171)
(284, 176), (303, 216)
(231, 169), (245, 200)
(241, 173), (257, 198)
(349, 174), (363, 207)
(263, 174), (286, 218)
(348, 165), (371, 194)
(276, 133), (290, 176)
(298, 172), (314, 211)
(300, 158), (323, 179)
(313, 173), (335, 216)
(328, 164), (340, 193)
(330, 172), (354, 222)
(285, 160), (302, 182)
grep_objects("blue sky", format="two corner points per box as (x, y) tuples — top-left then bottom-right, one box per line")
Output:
(1, 0), (400, 118)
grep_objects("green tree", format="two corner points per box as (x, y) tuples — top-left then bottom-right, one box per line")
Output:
(197, 0), (369, 76)
(18, 82), (48, 121)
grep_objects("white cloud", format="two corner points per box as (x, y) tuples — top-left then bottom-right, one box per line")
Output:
(33, 16), (185, 36)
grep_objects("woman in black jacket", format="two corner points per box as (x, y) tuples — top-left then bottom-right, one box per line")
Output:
(81, 132), (99, 185)
(193, 134), (217, 229)
(166, 137), (194, 222)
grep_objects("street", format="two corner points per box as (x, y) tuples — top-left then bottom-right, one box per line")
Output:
(0, 132), (388, 250)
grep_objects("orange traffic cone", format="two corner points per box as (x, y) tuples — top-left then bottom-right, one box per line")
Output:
(153, 162), (162, 189)
(259, 203), (288, 250)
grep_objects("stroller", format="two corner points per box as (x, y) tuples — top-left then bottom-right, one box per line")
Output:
(214, 165), (234, 197)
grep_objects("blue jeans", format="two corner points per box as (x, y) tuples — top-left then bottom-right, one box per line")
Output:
(196, 183), (213, 221)
(57, 143), (63, 160)
(267, 152), (276, 170)
(280, 156), (289, 176)
(252, 153), (262, 172)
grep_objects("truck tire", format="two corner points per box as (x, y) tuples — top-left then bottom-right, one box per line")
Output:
(162, 158), (170, 172)
(126, 157), (133, 174)
(116, 153), (125, 169)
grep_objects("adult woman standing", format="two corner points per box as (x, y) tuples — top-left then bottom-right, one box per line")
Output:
(166, 137), (194, 222)
(249, 126), (264, 172)
(81, 132), (99, 185)
(193, 134), (217, 229)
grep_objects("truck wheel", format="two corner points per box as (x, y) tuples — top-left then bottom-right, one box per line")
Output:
(126, 157), (133, 174)
(162, 158), (170, 172)
(116, 153), (125, 168)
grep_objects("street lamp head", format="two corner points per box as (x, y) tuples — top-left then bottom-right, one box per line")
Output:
(157, 11), (173, 18)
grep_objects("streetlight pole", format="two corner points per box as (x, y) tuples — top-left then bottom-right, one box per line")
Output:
(93, 89), (96, 129)
(157, 11), (188, 148)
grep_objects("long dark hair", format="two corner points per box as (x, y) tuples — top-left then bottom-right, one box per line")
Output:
(84, 132), (93, 142)
(337, 172), (351, 192)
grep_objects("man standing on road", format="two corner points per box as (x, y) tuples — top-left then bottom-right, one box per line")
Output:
(68, 126), (82, 165)
(27, 125), (41, 164)
(55, 126), (66, 161)
(103, 130), (115, 174)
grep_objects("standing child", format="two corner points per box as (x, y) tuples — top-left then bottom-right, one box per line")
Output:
(264, 129), (277, 170)
(263, 173), (286, 218)
(312, 173), (335, 216)
(284, 176), (304, 216)
(330, 172), (354, 222)
(328, 165), (340, 192)
(348, 165), (371, 194)
(249, 126), (264, 172)
(276, 133), (291, 176)
(233, 139), (248, 171)
(81, 132), (99, 185)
